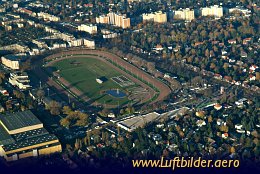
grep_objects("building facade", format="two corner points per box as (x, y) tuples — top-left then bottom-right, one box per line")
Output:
(96, 12), (130, 29)
(78, 24), (97, 34)
(154, 11), (167, 23)
(1, 55), (26, 70)
(174, 8), (195, 21)
(201, 5), (223, 18)
(8, 72), (31, 90)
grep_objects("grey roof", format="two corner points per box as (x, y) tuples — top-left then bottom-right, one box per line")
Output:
(2, 134), (58, 152)
(0, 125), (15, 146)
(0, 110), (42, 131)
(2, 54), (27, 61)
(12, 128), (49, 142)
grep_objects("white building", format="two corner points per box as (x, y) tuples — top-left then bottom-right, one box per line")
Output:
(37, 12), (60, 22)
(78, 24), (97, 34)
(142, 13), (155, 21)
(67, 38), (95, 49)
(96, 15), (109, 24)
(117, 112), (160, 132)
(68, 39), (83, 47)
(174, 8), (195, 21)
(9, 72), (31, 90)
(201, 5), (223, 18)
(1, 54), (27, 70)
(96, 13), (130, 29)
(154, 11), (167, 23)
(142, 11), (167, 23)
(83, 38), (95, 49)
(229, 6), (251, 16)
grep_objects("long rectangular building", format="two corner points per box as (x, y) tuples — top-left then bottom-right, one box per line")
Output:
(0, 111), (62, 162)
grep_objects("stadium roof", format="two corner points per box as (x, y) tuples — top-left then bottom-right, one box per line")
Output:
(0, 110), (42, 132)
(2, 134), (58, 152)
(12, 128), (49, 142)
(0, 126), (15, 146)
(117, 112), (160, 131)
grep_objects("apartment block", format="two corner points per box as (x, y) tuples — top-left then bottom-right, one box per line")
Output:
(201, 5), (223, 18)
(174, 8), (195, 21)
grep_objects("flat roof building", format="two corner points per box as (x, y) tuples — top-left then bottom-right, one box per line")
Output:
(201, 5), (223, 18)
(117, 112), (160, 132)
(78, 24), (97, 34)
(174, 8), (195, 21)
(1, 54), (27, 70)
(154, 11), (167, 23)
(9, 72), (31, 90)
(96, 13), (131, 29)
(0, 111), (62, 162)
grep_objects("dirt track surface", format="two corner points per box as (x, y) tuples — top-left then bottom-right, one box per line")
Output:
(40, 49), (171, 106)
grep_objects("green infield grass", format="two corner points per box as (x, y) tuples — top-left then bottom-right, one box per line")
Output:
(51, 56), (133, 106)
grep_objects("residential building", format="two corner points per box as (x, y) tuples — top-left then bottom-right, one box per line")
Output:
(56, 32), (75, 41)
(83, 38), (95, 49)
(78, 24), (97, 34)
(0, 111), (62, 162)
(67, 38), (95, 49)
(142, 13), (155, 21)
(37, 12), (60, 22)
(0, 44), (30, 53)
(101, 29), (119, 39)
(1, 54), (27, 70)
(154, 11), (167, 23)
(96, 15), (109, 24)
(8, 72), (31, 90)
(229, 6), (251, 16)
(96, 12), (130, 29)
(18, 8), (34, 16)
(68, 39), (84, 47)
(201, 5), (223, 18)
(174, 8), (195, 21)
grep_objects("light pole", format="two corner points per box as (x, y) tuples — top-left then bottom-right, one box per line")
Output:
(68, 94), (70, 104)
(39, 81), (42, 89)
(47, 88), (50, 97)
(117, 101), (119, 113)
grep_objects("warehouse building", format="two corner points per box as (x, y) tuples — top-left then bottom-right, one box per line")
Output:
(0, 110), (62, 162)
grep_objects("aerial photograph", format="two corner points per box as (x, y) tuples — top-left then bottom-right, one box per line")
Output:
(0, 0), (259, 174)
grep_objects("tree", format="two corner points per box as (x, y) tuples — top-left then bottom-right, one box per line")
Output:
(75, 112), (88, 126)
(0, 72), (5, 79)
(208, 115), (213, 123)
(205, 49), (210, 58)
(36, 89), (45, 101)
(47, 100), (61, 115)
(60, 118), (70, 128)
(13, 90), (25, 99)
(223, 63), (229, 70)
(230, 146), (236, 154)
(63, 106), (72, 115)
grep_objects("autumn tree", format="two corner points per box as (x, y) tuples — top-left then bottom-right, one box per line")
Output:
(46, 100), (61, 115)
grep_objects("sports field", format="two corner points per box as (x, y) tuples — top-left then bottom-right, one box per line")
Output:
(51, 56), (132, 106)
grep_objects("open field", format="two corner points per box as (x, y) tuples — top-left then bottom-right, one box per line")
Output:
(50, 57), (131, 106)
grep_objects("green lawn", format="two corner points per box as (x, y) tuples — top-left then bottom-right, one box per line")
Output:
(51, 56), (131, 106)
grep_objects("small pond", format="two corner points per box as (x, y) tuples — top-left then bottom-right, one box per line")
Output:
(106, 89), (126, 98)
